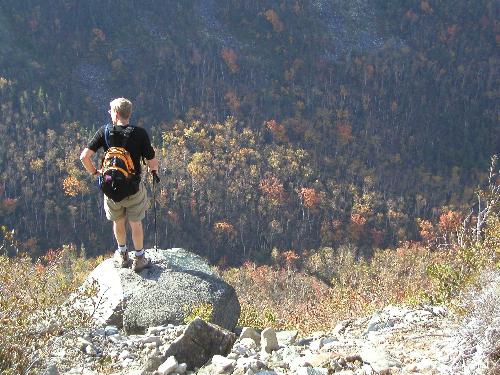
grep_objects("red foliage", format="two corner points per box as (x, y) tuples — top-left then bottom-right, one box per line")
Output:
(214, 220), (236, 235)
(300, 187), (321, 209)
(438, 210), (462, 233)
(259, 176), (285, 204)
(350, 213), (367, 226)
(221, 48), (238, 73)
(265, 119), (288, 142)
(418, 219), (436, 243)
(336, 122), (354, 143)
(264, 9), (284, 33)
(349, 214), (367, 241)
(281, 250), (300, 267)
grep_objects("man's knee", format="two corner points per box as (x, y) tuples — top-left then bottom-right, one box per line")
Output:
(129, 220), (143, 230)
(113, 217), (126, 227)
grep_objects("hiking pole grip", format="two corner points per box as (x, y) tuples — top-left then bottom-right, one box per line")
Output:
(152, 170), (160, 183)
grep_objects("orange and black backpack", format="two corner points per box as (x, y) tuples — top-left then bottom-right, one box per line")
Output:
(98, 124), (140, 202)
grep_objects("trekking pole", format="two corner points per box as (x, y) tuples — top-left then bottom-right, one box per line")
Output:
(152, 171), (160, 252)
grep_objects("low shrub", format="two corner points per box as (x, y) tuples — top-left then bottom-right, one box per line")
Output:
(222, 243), (442, 334)
(0, 245), (101, 374)
(451, 270), (500, 375)
(183, 302), (214, 324)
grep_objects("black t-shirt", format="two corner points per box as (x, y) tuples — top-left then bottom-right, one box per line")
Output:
(87, 124), (155, 176)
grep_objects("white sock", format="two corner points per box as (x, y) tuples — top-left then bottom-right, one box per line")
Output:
(118, 244), (127, 253)
(135, 249), (144, 257)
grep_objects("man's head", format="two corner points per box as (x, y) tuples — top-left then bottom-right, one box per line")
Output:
(109, 98), (132, 124)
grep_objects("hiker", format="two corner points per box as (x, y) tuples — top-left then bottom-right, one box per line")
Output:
(80, 98), (159, 272)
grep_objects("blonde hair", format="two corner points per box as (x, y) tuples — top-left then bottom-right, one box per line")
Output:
(110, 98), (132, 119)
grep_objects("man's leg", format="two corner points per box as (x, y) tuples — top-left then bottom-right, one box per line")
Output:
(123, 183), (150, 272)
(113, 217), (127, 246)
(113, 216), (131, 267)
(130, 220), (150, 272)
(129, 220), (143, 251)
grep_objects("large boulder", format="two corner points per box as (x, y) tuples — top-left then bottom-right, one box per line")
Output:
(80, 248), (240, 334)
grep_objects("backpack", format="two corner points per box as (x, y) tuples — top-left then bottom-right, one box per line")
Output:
(98, 124), (140, 202)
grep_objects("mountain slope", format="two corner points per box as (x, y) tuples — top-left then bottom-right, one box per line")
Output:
(0, 0), (497, 256)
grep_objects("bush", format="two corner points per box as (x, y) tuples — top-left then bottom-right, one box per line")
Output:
(222, 244), (441, 334)
(451, 270), (500, 375)
(425, 215), (500, 306)
(0, 245), (100, 374)
(222, 260), (332, 333)
(183, 302), (214, 324)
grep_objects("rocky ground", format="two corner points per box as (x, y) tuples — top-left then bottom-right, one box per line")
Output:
(42, 304), (463, 375)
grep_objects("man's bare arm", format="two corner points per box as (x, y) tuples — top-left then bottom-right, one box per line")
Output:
(80, 148), (99, 175)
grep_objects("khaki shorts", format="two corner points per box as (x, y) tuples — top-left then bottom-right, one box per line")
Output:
(104, 182), (148, 222)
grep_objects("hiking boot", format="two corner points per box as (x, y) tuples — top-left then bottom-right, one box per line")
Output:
(115, 250), (131, 268)
(132, 255), (151, 273)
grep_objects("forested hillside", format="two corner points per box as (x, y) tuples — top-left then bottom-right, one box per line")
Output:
(0, 0), (498, 261)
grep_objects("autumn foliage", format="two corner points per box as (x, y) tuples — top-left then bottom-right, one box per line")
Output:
(0, 245), (101, 374)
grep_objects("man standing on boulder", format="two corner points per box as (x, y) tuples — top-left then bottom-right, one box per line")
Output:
(80, 98), (159, 272)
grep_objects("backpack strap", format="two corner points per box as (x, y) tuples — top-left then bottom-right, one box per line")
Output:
(121, 125), (135, 148)
(104, 124), (135, 149)
(104, 124), (110, 149)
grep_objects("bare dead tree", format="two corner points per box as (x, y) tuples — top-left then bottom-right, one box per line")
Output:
(459, 155), (500, 247)
(475, 155), (500, 242)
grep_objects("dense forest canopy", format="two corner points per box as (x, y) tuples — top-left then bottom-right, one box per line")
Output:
(0, 0), (498, 262)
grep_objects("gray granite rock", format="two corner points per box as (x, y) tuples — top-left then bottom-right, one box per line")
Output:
(161, 317), (236, 371)
(81, 248), (240, 334)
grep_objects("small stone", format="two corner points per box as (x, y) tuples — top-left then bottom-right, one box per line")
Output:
(145, 342), (159, 350)
(290, 356), (309, 371)
(296, 367), (329, 375)
(360, 364), (373, 374)
(212, 355), (236, 373)
(332, 320), (351, 336)
(415, 358), (434, 371)
(261, 328), (280, 354)
(41, 363), (59, 375)
(51, 349), (66, 358)
(240, 327), (261, 345)
(330, 360), (344, 371)
(122, 358), (134, 367)
(77, 337), (93, 350)
(85, 345), (98, 356)
(240, 337), (257, 349)
(157, 356), (179, 375)
(105, 326), (119, 336)
(306, 352), (338, 367)
(427, 305), (447, 316)
(233, 337), (258, 356)
(310, 337), (325, 351)
(147, 325), (169, 335)
(360, 345), (401, 373)
(365, 315), (395, 335)
(108, 335), (123, 344)
(140, 336), (162, 345)
(118, 350), (132, 361)
(176, 363), (188, 374)
(276, 330), (298, 346)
